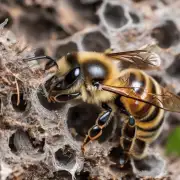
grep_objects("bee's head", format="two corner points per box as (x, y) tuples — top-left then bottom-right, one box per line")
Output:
(24, 52), (115, 102)
(46, 52), (82, 102)
(49, 52), (111, 101)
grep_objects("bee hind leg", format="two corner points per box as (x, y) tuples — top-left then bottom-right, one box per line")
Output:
(81, 103), (112, 153)
(118, 115), (136, 167)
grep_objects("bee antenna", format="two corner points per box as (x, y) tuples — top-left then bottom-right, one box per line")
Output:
(23, 55), (58, 68)
(23, 55), (55, 62)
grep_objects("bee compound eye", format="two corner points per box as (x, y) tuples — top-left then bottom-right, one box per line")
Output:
(89, 125), (102, 139)
(64, 67), (80, 85)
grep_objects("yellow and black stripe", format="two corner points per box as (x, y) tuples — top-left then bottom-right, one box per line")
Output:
(119, 69), (164, 143)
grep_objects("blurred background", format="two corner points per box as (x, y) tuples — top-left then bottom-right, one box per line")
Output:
(0, 0), (180, 179)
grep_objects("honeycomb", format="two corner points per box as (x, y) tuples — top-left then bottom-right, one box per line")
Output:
(0, 0), (180, 179)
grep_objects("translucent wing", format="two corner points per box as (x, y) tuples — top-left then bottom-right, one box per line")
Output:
(99, 83), (180, 113)
(106, 50), (161, 70)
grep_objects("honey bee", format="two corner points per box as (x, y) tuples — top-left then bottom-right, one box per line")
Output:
(24, 47), (180, 167)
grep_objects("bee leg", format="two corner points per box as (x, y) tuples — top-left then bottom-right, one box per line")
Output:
(96, 103), (112, 128)
(119, 115), (136, 167)
(81, 103), (112, 152)
(81, 135), (91, 152)
(128, 115), (136, 127)
(123, 116), (136, 139)
(119, 150), (129, 168)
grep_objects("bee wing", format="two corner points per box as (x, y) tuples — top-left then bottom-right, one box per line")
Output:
(100, 83), (180, 113)
(106, 50), (161, 70)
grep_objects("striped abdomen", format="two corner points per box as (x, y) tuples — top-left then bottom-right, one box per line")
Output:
(119, 68), (164, 143)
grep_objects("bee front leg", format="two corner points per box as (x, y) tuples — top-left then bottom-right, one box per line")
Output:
(81, 103), (112, 153)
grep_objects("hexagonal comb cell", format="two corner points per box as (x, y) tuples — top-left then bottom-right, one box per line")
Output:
(151, 20), (180, 48)
(9, 133), (18, 153)
(67, 0), (101, 25)
(55, 145), (76, 166)
(67, 102), (114, 143)
(133, 154), (165, 177)
(18, 14), (69, 43)
(55, 42), (78, 59)
(9, 130), (45, 155)
(11, 93), (28, 112)
(82, 31), (110, 52)
(67, 103), (100, 140)
(103, 3), (128, 29)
